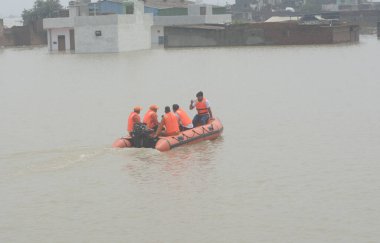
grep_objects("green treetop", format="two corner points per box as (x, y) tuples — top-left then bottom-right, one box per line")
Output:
(22, 0), (63, 25)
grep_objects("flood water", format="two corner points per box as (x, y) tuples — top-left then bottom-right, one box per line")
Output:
(1, 36), (380, 242)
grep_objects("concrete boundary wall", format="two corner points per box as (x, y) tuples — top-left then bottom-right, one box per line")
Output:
(164, 22), (359, 48)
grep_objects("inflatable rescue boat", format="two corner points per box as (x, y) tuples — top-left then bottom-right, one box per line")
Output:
(112, 118), (223, 152)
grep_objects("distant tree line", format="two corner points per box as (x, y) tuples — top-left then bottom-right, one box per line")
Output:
(22, 0), (63, 25)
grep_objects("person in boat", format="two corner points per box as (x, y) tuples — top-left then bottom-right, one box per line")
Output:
(173, 104), (193, 131)
(155, 106), (180, 137)
(143, 104), (159, 131)
(127, 106), (142, 136)
(189, 91), (213, 127)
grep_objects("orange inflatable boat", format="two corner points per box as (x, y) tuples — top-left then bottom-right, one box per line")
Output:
(112, 118), (223, 152)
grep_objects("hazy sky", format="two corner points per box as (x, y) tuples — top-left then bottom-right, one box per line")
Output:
(0, 0), (235, 17)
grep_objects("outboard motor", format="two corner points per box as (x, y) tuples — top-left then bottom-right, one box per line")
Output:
(131, 123), (157, 148)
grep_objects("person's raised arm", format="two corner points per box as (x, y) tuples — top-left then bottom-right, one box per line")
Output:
(189, 100), (195, 110)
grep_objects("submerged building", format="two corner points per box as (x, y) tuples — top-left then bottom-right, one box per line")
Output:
(150, 3), (232, 45)
(43, 0), (231, 52)
(43, 0), (153, 53)
(164, 18), (359, 48)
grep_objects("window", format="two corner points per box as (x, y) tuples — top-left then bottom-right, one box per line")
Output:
(200, 7), (206, 15)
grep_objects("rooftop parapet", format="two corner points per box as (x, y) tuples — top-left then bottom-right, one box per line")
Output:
(43, 17), (75, 29)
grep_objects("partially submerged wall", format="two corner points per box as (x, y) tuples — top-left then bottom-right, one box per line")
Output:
(164, 22), (359, 48)
(0, 19), (46, 47)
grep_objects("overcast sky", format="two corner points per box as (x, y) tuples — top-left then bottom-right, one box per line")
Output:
(0, 0), (235, 17)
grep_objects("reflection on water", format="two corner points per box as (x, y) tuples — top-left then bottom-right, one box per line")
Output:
(121, 138), (224, 179)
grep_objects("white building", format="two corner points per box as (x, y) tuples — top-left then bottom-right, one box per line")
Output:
(43, 0), (153, 53)
(43, 0), (231, 52)
(322, 0), (360, 11)
(151, 4), (232, 45)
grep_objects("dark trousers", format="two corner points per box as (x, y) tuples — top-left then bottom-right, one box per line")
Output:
(192, 114), (209, 127)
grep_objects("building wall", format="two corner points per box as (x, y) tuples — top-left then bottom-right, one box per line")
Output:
(1, 29), (15, 46)
(158, 8), (188, 16)
(188, 5), (212, 16)
(332, 25), (359, 43)
(1, 24), (45, 47)
(212, 7), (227, 15)
(322, 4), (339, 11)
(164, 23), (359, 48)
(339, 10), (380, 28)
(43, 17), (75, 29)
(145, 7), (159, 16)
(0, 19), (4, 46)
(262, 24), (333, 45)
(29, 20), (47, 45)
(153, 15), (231, 26)
(74, 15), (119, 53)
(118, 15), (152, 52)
(151, 25), (164, 45)
(337, 0), (358, 6)
(165, 27), (221, 47)
(205, 15), (233, 24)
(44, 4), (153, 53)
(48, 28), (72, 51)
(151, 8), (231, 45)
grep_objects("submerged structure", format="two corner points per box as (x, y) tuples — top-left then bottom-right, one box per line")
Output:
(164, 17), (359, 48)
(43, 0), (153, 53)
(42, 0), (232, 52)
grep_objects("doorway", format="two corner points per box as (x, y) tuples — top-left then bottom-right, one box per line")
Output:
(58, 35), (66, 51)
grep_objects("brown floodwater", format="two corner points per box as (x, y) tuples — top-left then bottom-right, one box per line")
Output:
(1, 36), (380, 242)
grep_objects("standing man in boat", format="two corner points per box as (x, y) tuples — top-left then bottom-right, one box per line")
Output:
(143, 104), (159, 131)
(155, 106), (180, 137)
(189, 91), (213, 127)
(127, 106), (142, 136)
(173, 104), (193, 131)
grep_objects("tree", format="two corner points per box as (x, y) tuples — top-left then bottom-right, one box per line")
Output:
(22, 0), (63, 25)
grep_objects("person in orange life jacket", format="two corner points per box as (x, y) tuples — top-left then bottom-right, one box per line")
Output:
(143, 104), (159, 131)
(189, 91), (213, 127)
(172, 104), (193, 131)
(155, 106), (180, 137)
(127, 106), (142, 136)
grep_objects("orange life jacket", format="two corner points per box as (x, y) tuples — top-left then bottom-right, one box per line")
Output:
(195, 98), (209, 115)
(163, 112), (180, 134)
(176, 108), (192, 127)
(143, 110), (158, 129)
(128, 112), (140, 132)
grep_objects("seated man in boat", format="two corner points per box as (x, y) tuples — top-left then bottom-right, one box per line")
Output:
(189, 91), (213, 127)
(143, 104), (159, 132)
(127, 106), (142, 136)
(155, 106), (180, 137)
(173, 104), (193, 131)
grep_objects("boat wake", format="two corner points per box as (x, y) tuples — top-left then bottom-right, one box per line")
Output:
(0, 146), (109, 180)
